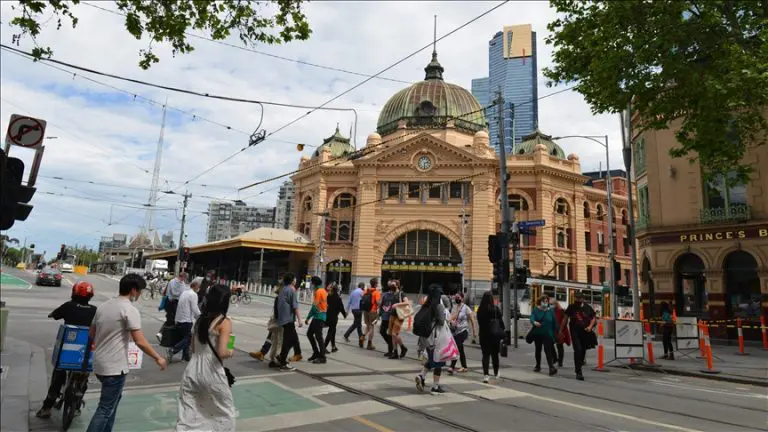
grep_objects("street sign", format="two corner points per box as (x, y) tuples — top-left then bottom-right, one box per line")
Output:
(5, 114), (47, 149)
(514, 249), (523, 268)
(518, 219), (546, 229)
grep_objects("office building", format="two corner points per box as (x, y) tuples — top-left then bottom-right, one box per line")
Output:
(206, 201), (276, 242)
(275, 180), (296, 230)
(98, 233), (128, 253)
(472, 24), (538, 154)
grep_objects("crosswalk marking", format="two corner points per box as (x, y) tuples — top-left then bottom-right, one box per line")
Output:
(386, 393), (474, 407)
(465, 387), (528, 400)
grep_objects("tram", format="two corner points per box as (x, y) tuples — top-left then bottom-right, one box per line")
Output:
(516, 277), (634, 319)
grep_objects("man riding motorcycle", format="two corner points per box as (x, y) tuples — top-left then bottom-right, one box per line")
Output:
(36, 281), (98, 419)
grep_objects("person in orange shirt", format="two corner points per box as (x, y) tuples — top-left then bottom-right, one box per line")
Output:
(361, 278), (381, 350)
(304, 276), (328, 364)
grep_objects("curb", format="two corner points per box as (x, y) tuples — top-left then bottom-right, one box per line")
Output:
(617, 364), (768, 387)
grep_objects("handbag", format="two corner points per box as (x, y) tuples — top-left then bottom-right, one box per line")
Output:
(158, 295), (167, 311)
(433, 324), (459, 363)
(525, 328), (535, 344)
(206, 318), (236, 388)
(395, 302), (413, 320)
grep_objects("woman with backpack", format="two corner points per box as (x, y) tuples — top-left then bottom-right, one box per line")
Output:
(476, 291), (504, 383)
(414, 284), (449, 394)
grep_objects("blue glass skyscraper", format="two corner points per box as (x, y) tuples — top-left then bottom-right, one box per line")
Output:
(471, 24), (538, 155)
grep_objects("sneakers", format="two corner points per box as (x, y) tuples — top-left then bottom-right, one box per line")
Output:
(268, 361), (280, 368)
(312, 357), (327, 364)
(331, 347), (339, 353)
(155, 332), (162, 344)
(576, 372), (584, 381)
(549, 367), (558, 376)
(415, 375), (425, 393)
(308, 354), (318, 362)
(165, 347), (174, 363)
(249, 352), (265, 361)
(483, 375), (490, 384)
(289, 354), (303, 362)
(533, 366), (541, 372)
(495, 371), (501, 379)
(430, 385), (446, 395)
(280, 364), (296, 372)
(366, 341), (376, 351)
(35, 407), (52, 419)
(344, 335), (350, 343)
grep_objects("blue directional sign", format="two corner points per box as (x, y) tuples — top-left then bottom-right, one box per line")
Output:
(518, 219), (546, 229)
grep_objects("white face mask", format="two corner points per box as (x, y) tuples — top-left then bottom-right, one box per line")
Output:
(540, 301), (549, 307)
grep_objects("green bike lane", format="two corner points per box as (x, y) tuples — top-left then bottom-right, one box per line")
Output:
(0, 272), (31, 289)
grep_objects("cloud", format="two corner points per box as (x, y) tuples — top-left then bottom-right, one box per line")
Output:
(0, 1), (626, 258)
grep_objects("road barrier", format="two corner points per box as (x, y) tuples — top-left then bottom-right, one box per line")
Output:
(700, 322), (720, 374)
(594, 320), (607, 372)
(735, 318), (749, 356)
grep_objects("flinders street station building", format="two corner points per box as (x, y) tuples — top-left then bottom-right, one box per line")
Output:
(291, 52), (635, 314)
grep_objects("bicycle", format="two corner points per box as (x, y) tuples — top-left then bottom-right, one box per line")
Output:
(53, 371), (89, 430)
(230, 290), (252, 305)
(141, 279), (165, 300)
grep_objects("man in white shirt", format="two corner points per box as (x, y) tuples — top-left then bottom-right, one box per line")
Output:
(86, 274), (166, 432)
(168, 277), (202, 362)
(164, 272), (187, 324)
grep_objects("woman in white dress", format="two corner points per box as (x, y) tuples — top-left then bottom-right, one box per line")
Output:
(176, 284), (236, 431)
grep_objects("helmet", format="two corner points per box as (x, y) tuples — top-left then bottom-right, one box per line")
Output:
(72, 281), (94, 299)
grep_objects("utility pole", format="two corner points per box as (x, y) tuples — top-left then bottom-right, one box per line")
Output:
(315, 212), (329, 281)
(175, 191), (191, 274)
(258, 247), (265, 285)
(604, 137), (617, 320)
(458, 206), (471, 297)
(495, 88), (512, 347)
(620, 106), (641, 320)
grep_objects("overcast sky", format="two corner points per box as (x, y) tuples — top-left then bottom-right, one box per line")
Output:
(0, 1), (627, 260)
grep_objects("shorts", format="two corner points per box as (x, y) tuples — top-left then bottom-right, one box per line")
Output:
(389, 317), (404, 335)
(364, 311), (378, 326)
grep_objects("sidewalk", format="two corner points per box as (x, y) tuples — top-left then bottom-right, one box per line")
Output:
(0, 337), (49, 432)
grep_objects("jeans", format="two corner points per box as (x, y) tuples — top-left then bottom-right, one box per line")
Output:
(379, 319), (393, 353)
(572, 330), (587, 374)
(534, 335), (555, 369)
(171, 322), (194, 360)
(450, 331), (468, 369)
(325, 321), (338, 349)
(554, 343), (565, 366)
(307, 319), (325, 358)
(662, 325), (674, 355)
(481, 339), (500, 376)
(86, 374), (126, 432)
(279, 323), (300, 364)
(344, 310), (363, 339)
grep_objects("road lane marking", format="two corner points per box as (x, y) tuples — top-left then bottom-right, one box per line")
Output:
(304, 384), (347, 396)
(650, 380), (768, 399)
(352, 415), (395, 432)
(528, 393), (703, 432)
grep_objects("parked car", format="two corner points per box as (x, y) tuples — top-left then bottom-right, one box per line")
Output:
(36, 267), (63, 287)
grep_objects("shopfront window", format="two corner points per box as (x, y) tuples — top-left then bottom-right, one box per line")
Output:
(674, 253), (706, 316)
(724, 251), (761, 319)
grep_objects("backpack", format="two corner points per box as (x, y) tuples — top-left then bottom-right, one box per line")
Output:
(412, 304), (435, 338)
(360, 289), (374, 312)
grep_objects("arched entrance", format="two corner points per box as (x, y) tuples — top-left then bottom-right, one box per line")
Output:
(381, 229), (462, 295)
(326, 259), (352, 294)
(641, 257), (655, 317)
(723, 251), (761, 319)
(674, 253), (706, 316)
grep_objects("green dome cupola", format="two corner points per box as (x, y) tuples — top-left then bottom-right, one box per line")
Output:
(376, 51), (487, 136)
(312, 124), (354, 158)
(515, 129), (567, 159)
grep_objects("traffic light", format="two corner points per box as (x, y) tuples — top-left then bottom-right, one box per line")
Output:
(514, 266), (530, 286)
(492, 260), (502, 284)
(29, 243), (35, 249)
(182, 247), (190, 262)
(0, 149), (36, 230)
(57, 244), (66, 261)
(488, 234), (501, 263)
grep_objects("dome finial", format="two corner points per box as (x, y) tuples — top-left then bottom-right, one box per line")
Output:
(424, 15), (444, 81)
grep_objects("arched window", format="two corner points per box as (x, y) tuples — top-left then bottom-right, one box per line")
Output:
(333, 193), (356, 209)
(621, 209), (628, 225)
(555, 198), (569, 215)
(596, 204), (605, 221)
(583, 202), (591, 218)
(556, 230), (566, 248)
(508, 194), (529, 211)
(384, 230), (460, 260)
(303, 196), (313, 211)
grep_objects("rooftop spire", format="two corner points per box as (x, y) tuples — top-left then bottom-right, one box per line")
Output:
(424, 15), (444, 81)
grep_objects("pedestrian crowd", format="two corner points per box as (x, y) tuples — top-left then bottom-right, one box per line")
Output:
(38, 271), (605, 432)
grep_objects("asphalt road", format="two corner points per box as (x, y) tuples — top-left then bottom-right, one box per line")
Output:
(3, 269), (766, 432)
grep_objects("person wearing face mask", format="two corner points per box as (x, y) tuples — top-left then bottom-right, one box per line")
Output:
(530, 295), (558, 376)
(447, 293), (476, 374)
(561, 292), (596, 381)
(550, 298), (570, 367)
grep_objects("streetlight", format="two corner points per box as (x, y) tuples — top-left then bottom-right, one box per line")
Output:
(552, 135), (618, 320)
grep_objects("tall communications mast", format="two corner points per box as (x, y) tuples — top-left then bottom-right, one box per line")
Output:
(144, 102), (167, 244)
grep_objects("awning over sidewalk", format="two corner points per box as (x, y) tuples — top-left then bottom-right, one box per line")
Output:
(145, 227), (316, 259)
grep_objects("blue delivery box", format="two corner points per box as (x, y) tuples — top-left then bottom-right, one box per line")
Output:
(51, 324), (93, 371)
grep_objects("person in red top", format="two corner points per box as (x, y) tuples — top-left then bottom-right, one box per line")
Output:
(362, 278), (381, 350)
(550, 298), (570, 368)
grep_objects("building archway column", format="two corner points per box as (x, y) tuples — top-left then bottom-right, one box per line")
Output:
(758, 268), (768, 323)
(705, 269), (725, 321)
(351, 177), (379, 288)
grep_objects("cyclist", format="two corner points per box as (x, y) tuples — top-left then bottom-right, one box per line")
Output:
(36, 281), (98, 419)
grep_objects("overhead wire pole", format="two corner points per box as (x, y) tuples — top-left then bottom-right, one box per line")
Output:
(495, 88), (513, 348)
(176, 191), (191, 274)
(620, 106), (641, 320)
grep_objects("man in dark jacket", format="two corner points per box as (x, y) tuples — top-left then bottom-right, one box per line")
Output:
(198, 270), (215, 305)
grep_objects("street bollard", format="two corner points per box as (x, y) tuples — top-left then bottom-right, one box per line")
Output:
(761, 316), (768, 350)
(593, 320), (607, 372)
(736, 318), (749, 356)
(700, 324), (720, 374)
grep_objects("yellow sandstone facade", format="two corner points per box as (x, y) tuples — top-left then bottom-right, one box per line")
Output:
(291, 53), (634, 310)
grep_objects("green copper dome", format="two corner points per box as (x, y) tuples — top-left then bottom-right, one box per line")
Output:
(516, 129), (566, 159)
(313, 125), (354, 158)
(376, 52), (487, 136)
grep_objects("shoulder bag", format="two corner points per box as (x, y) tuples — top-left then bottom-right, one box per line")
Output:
(207, 317), (236, 387)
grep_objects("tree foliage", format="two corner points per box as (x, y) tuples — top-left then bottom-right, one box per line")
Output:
(9, 0), (312, 69)
(544, 0), (768, 181)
